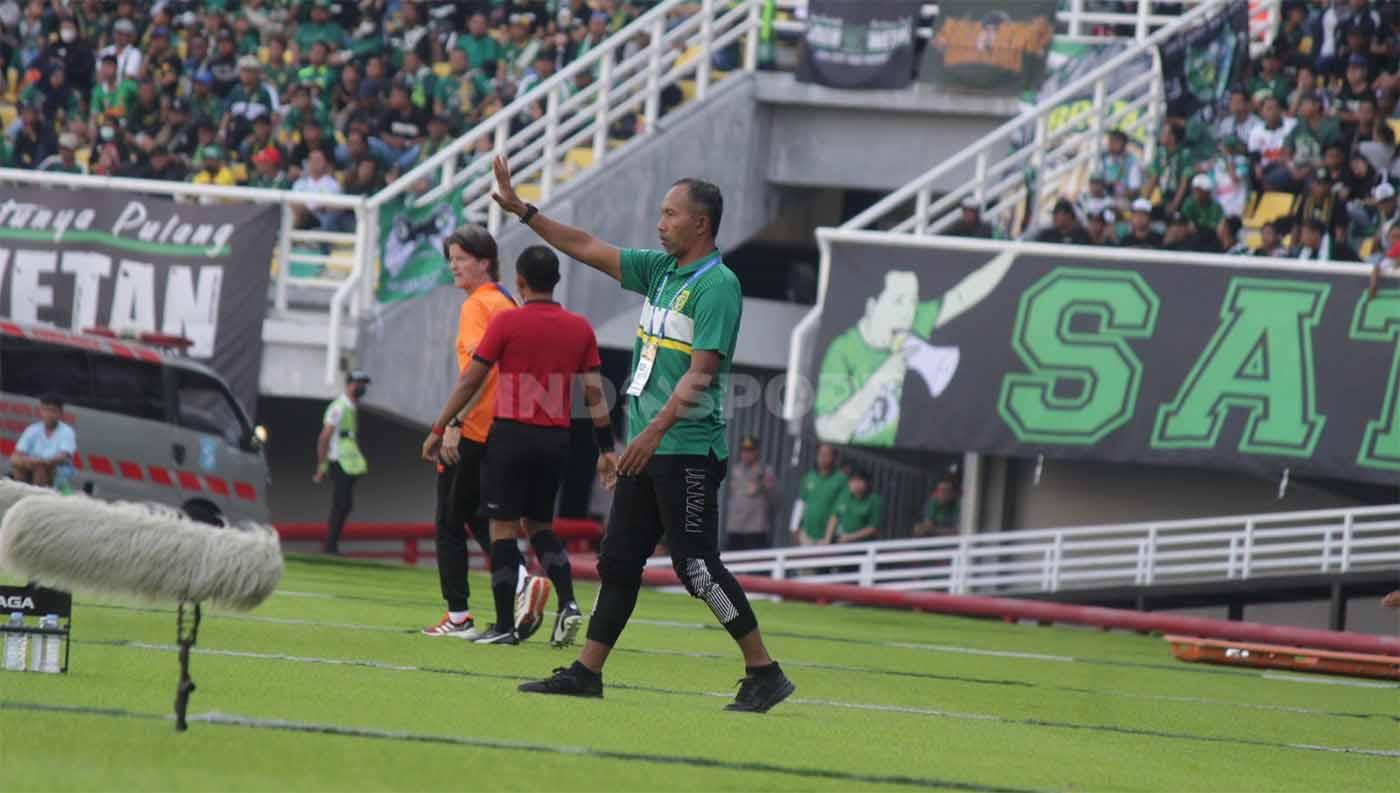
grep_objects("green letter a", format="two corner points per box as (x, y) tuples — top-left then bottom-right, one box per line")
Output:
(1153, 278), (1328, 457)
(1350, 291), (1400, 471)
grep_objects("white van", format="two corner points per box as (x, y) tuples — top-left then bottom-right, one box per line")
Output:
(0, 322), (270, 525)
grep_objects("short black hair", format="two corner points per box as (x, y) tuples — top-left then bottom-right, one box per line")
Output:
(673, 178), (723, 238)
(516, 245), (561, 292)
(848, 467), (869, 482)
(39, 393), (63, 410)
(442, 225), (500, 281)
(1225, 216), (1242, 236)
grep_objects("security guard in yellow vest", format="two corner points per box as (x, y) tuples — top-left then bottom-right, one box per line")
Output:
(315, 370), (371, 555)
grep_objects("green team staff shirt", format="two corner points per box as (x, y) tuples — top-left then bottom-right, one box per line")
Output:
(798, 469), (848, 540)
(814, 299), (942, 447)
(620, 247), (741, 459)
(832, 491), (883, 537)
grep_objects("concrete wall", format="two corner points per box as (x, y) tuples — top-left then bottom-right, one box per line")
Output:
(756, 73), (1017, 193)
(981, 456), (1382, 531)
(358, 73), (780, 427)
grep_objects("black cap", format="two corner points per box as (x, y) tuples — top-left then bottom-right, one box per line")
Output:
(1052, 198), (1075, 215)
(347, 369), (372, 384)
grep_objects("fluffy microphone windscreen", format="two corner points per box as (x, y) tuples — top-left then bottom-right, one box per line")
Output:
(0, 478), (55, 522)
(0, 495), (283, 611)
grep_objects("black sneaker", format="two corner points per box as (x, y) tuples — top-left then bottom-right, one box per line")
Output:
(724, 666), (795, 713)
(518, 664), (603, 698)
(549, 601), (584, 648)
(472, 624), (519, 645)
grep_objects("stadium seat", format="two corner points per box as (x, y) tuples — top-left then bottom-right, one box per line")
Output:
(1389, 118), (1400, 142)
(517, 182), (542, 202)
(1243, 231), (1261, 250)
(0, 103), (15, 130)
(1245, 192), (1294, 228)
(680, 79), (697, 103)
(1361, 237), (1376, 260)
(565, 146), (594, 171)
(230, 162), (249, 182)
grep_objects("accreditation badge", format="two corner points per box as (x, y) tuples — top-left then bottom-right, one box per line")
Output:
(626, 341), (659, 397)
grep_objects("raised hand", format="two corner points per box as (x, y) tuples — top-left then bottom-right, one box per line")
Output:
(491, 154), (527, 217)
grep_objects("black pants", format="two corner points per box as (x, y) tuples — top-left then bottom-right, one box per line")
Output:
(326, 462), (358, 554)
(589, 453), (759, 646)
(434, 437), (490, 612)
(726, 532), (769, 552)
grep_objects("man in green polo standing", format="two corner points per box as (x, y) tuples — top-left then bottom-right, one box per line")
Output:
(490, 154), (794, 713)
(824, 468), (882, 544)
(790, 442), (846, 547)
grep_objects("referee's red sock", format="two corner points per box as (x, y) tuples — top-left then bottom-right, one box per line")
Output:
(489, 540), (520, 631)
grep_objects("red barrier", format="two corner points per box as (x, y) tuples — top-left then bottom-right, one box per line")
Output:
(568, 558), (1400, 658)
(276, 519), (603, 564)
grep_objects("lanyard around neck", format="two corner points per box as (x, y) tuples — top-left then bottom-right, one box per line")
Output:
(649, 252), (721, 337)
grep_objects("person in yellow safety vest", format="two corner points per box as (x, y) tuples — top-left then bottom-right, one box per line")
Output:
(314, 370), (371, 555)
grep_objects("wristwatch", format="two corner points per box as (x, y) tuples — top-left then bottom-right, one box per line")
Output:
(447, 416), (463, 429)
(520, 203), (539, 224)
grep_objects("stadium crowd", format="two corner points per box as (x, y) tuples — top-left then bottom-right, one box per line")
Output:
(0, 0), (685, 221)
(951, 0), (1400, 270)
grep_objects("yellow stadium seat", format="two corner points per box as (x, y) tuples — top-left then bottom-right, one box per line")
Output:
(230, 162), (249, 182)
(565, 147), (594, 171)
(0, 103), (15, 130)
(1388, 118), (1400, 142)
(433, 62), (452, 78)
(680, 79), (697, 103)
(1361, 237), (1376, 259)
(326, 246), (356, 275)
(1245, 191), (1294, 228)
(75, 146), (90, 171)
(1243, 231), (1261, 250)
(517, 183), (542, 202)
(675, 47), (702, 68)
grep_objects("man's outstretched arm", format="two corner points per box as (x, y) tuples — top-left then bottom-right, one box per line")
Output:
(491, 154), (621, 281)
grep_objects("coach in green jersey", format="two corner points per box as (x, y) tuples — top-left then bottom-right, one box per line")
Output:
(490, 155), (794, 713)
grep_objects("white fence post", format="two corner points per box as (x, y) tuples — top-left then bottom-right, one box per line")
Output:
(542, 87), (560, 201)
(645, 18), (665, 134)
(488, 122), (509, 235)
(1226, 536), (1238, 579)
(1144, 527), (1157, 585)
(860, 546), (877, 587)
(275, 204), (293, 313)
(698, 0), (714, 99)
(1241, 519), (1255, 580)
(1069, 0), (1085, 38)
(773, 550), (786, 581)
(1050, 533), (1063, 592)
(1135, 0), (1151, 41)
(594, 50), (613, 164)
(914, 188), (930, 235)
(743, 0), (760, 72)
(1340, 513), (1353, 572)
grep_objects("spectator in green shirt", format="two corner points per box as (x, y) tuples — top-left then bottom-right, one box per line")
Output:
(294, 0), (347, 52)
(790, 443), (847, 546)
(825, 468), (882, 544)
(263, 34), (297, 95)
(457, 12), (502, 79)
(434, 48), (493, 128)
(1246, 49), (1289, 104)
(90, 54), (139, 125)
(248, 145), (288, 189)
(1181, 173), (1225, 239)
(1286, 93), (1343, 180)
(1143, 120), (1193, 214)
(913, 478), (960, 537)
(297, 41), (338, 96)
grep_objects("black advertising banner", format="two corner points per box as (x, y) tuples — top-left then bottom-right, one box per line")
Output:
(813, 240), (1400, 485)
(1159, 0), (1250, 127)
(797, 0), (922, 90)
(922, 0), (1055, 94)
(0, 189), (278, 411)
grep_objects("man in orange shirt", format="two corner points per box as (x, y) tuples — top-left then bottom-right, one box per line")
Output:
(422, 226), (520, 638)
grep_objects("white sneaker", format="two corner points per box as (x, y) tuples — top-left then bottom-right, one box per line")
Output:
(422, 613), (481, 639)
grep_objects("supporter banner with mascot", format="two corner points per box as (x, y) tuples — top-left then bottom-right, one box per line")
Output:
(0, 189), (276, 411)
(796, 0), (922, 90)
(1158, 0), (1250, 127)
(813, 239), (1400, 485)
(377, 191), (465, 303)
(921, 0), (1056, 94)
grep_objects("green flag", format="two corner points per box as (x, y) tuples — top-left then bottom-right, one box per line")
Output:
(377, 191), (465, 303)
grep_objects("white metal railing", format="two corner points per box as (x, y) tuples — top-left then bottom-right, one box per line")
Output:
(783, 0), (1279, 425)
(662, 503), (1400, 594)
(371, 0), (761, 237)
(772, 0), (1278, 48)
(0, 168), (373, 387)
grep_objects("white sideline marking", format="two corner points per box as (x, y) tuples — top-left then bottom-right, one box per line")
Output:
(885, 642), (1075, 663)
(1261, 672), (1400, 689)
(97, 640), (1400, 758)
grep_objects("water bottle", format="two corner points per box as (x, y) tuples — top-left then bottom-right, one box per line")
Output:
(4, 612), (27, 671)
(32, 614), (60, 673)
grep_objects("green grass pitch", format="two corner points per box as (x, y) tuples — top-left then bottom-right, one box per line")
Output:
(2, 556), (1397, 791)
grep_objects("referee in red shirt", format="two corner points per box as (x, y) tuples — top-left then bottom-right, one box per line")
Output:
(423, 245), (618, 646)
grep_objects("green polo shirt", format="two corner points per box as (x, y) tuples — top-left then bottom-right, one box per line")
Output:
(798, 468), (847, 540)
(620, 247), (740, 459)
(832, 491), (883, 537)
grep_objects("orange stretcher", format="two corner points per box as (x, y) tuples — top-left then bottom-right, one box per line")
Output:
(1166, 635), (1400, 681)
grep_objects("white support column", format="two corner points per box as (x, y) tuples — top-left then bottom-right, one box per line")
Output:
(1090, 77), (1107, 164)
(1068, 0), (1084, 38)
(974, 152), (988, 206)
(698, 0), (714, 100)
(914, 188), (930, 235)
(361, 202), (378, 313)
(959, 451), (979, 536)
(542, 88), (560, 201)
(594, 50), (613, 163)
(1135, 0), (1151, 41)
(645, 18), (664, 133)
(274, 203), (293, 313)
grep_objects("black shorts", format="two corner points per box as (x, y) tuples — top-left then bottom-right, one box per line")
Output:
(599, 453), (728, 573)
(481, 419), (569, 523)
